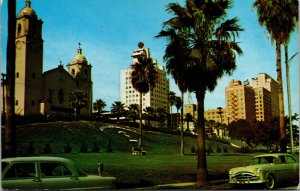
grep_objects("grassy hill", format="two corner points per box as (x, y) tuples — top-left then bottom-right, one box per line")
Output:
(15, 120), (236, 155)
(11, 120), (247, 188)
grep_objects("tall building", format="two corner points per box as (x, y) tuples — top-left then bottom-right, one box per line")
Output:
(204, 107), (227, 124)
(120, 44), (169, 113)
(2, 0), (93, 116)
(252, 73), (279, 119)
(225, 80), (256, 122)
(253, 87), (272, 122)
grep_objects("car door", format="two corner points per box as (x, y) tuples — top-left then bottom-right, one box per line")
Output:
(275, 155), (293, 182)
(38, 162), (81, 190)
(286, 155), (299, 181)
(2, 162), (41, 190)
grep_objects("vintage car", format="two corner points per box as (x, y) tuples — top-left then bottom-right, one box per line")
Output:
(229, 153), (299, 189)
(1, 156), (116, 190)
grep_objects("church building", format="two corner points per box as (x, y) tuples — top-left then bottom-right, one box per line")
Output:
(3, 0), (93, 116)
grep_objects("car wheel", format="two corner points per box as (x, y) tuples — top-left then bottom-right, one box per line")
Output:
(265, 174), (276, 189)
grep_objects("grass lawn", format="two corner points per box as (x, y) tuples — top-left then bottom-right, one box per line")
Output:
(11, 120), (297, 189)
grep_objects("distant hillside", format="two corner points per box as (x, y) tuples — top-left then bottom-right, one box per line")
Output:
(14, 121), (237, 156)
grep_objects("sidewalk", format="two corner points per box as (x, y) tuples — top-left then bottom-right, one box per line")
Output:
(135, 179), (229, 190)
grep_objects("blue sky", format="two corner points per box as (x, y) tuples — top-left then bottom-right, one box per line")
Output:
(1, 0), (299, 114)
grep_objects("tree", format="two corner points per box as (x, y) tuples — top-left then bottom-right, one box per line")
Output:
(253, 0), (298, 153)
(70, 90), (88, 116)
(156, 107), (168, 128)
(143, 107), (156, 128)
(111, 101), (125, 121)
(4, 0), (17, 157)
(127, 104), (140, 123)
(157, 0), (243, 186)
(93, 99), (106, 116)
(168, 91), (176, 130)
(131, 44), (158, 148)
(175, 96), (184, 155)
(185, 113), (193, 132)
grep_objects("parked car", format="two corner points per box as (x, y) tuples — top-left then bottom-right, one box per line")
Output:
(1, 156), (116, 190)
(229, 153), (299, 189)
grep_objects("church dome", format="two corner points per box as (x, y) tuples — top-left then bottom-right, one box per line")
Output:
(72, 44), (87, 64)
(18, 0), (37, 18)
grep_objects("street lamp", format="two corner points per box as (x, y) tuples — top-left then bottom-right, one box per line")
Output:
(286, 52), (298, 154)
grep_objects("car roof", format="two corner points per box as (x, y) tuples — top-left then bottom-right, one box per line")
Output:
(1, 156), (73, 163)
(253, 153), (293, 158)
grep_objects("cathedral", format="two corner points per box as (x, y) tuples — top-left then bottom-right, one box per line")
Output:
(5, 0), (93, 116)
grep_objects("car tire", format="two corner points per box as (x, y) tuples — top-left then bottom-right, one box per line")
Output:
(265, 174), (276, 189)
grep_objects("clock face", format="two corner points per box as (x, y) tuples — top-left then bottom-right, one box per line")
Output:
(16, 41), (22, 50)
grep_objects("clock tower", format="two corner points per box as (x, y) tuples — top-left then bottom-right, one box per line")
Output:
(15, 0), (43, 115)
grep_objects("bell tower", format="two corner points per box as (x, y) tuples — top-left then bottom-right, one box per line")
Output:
(15, 0), (44, 115)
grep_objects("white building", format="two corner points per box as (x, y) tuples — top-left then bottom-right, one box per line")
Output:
(120, 44), (169, 112)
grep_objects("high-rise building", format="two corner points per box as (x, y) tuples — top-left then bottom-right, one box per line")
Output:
(252, 73), (279, 119)
(225, 80), (256, 122)
(120, 44), (169, 112)
(254, 87), (272, 122)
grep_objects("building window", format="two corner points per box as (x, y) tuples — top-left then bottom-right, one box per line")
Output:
(17, 24), (22, 36)
(71, 69), (75, 75)
(16, 72), (19, 78)
(15, 100), (18, 105)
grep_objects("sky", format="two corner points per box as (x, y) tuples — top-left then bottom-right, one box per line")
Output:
(1, 0), (299, 114)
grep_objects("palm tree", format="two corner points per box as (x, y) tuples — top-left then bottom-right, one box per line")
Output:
(131, 49), (158, 148)
(4, 0), (17, 157)
(185, 113), (193, 132)
(253, 0), (298, 152)
(111, 101), (125, 121)
(168, 91), (176, 130)
(157, 0), (243, 186)
(127, 103), (140, 123)
(143, 106), (156, 128)
(93, 99), (106, 116)
(70, 90), (88, 116)
(175, 96), (185, 155)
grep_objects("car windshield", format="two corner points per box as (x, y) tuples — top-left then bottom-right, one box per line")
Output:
(252, 156), (276, 165)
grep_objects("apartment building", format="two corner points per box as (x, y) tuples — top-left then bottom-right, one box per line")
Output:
(225, 80), (256, 123)
(120, 44), (169, 112)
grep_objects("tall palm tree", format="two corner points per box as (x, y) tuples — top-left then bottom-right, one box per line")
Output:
(111, 101), (125, 121)
(131, 50), (158, 148)
(127, 103), (140, 123)
(168, 91), (176, 130)
(70, 90), (88, 116)
(93, 99), (106, 116)
(4, 0), (17, 157)
(253, 0), (298, 152)
(157, 0), (243, 186)
(175, 96), (185, 155)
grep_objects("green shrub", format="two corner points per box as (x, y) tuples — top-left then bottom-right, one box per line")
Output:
(92, 142), (100, 153)
(80, 142), (88, 153)
(191, 145), (196, 153)
(64, 143), (72, 153)
(106, 140), (113, 152)
(216, 145), (222, 153)
(223, 147), (228, 153)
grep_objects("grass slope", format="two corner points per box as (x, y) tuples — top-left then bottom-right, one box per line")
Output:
(14, 120), (249, 188)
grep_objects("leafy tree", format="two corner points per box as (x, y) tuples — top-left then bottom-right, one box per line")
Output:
(70, 90), (88, 115)
(285, 113), (299, 146)
(185, 113), (193, 132)
(253, 0), (298, 152)
(205, 120), (218, 136)
(131, 46), (158, 148)
(143, 107), (156, 128)
(127, 104), (140, 123)
(156, 107), (168, 128)
(93, 99), (106, 116)
(111, 101), (125, 121)
(157, 0), (243, 186)
(4, 0), (17, 157)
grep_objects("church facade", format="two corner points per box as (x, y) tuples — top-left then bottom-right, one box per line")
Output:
(4, 0), (93, 116)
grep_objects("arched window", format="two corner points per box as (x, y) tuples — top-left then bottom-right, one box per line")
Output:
(17, 24), (22, 36)
(71, 69), (75, 75)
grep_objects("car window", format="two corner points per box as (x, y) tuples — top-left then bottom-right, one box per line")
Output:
(278, 156), (287, 164)
(252, 157), (275, 164)
(4, 162), (36, 178)
(286, 156), (296, 164)
(2, 162), (9, 172)
(40, 162), (72, 177)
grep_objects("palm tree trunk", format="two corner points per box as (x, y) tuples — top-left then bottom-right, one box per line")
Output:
(139, 92), (143, 148)
(4, 0), (17, 157)
(196, 91), (208, 187)
(276, 41), (286, 152)
(170, 105), (173, 130)
(285, 44), (294, 153)
(180, 92), (184, 156)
